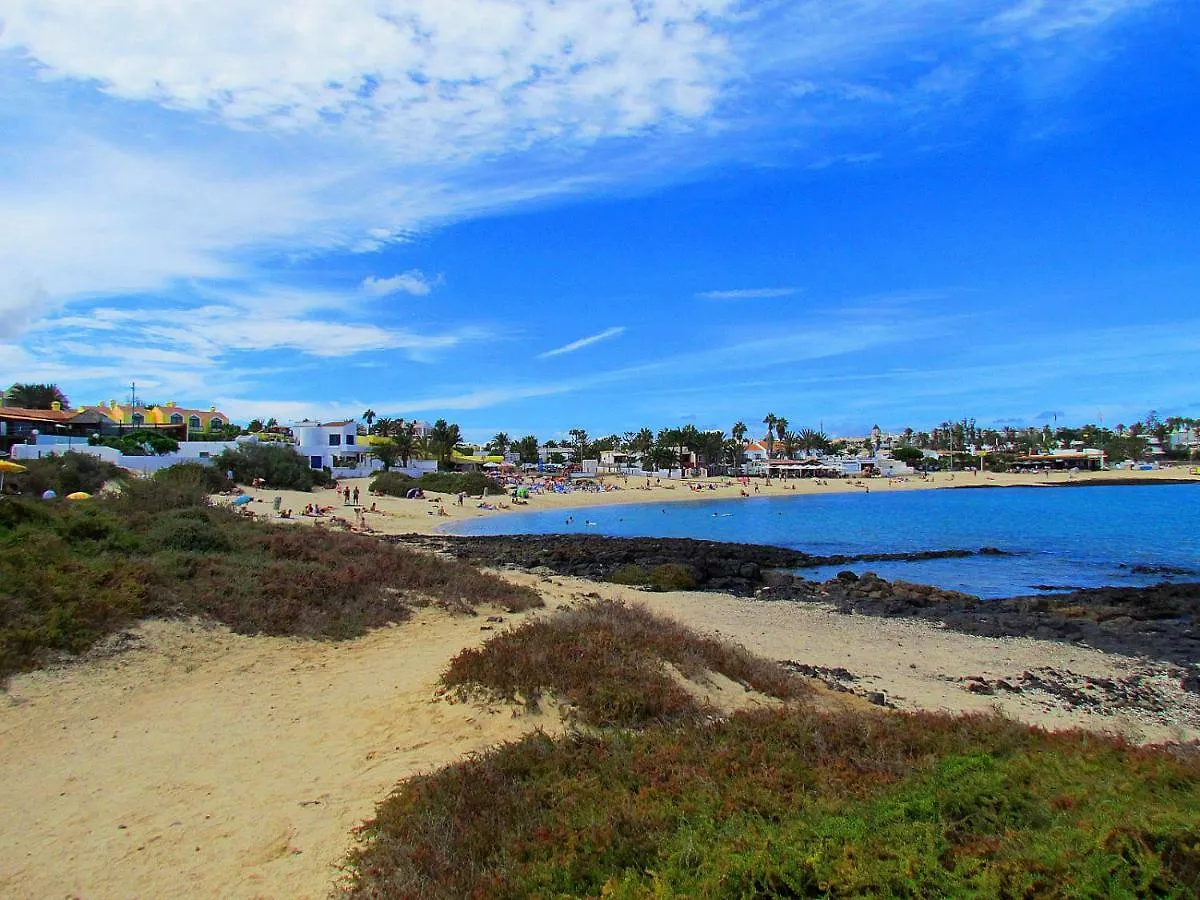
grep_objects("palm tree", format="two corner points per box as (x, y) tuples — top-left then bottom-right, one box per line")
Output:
(394, 421), (416, 466)
(429, 419), (462, 470)
(774, 417), (789, 454)
(362, 408), (376, 431)
(796, 428), (829, 456)
(781, 431), (800, 459)
(490, 432), (511, 457)
(372, 416), (394, 438)
(762, 413), (778, 459)
(730, 421), (748, 473)
(5, 383), (69, 409)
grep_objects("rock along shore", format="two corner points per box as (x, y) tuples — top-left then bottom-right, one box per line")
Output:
(391, 533), (1200, 672)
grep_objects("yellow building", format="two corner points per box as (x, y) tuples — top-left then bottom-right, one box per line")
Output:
(84, 401), (230, 432)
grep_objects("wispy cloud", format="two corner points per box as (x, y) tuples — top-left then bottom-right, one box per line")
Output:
(538, 326), (627, 359)
(696, 287), (800, 300)
(361, 270), (443, 297)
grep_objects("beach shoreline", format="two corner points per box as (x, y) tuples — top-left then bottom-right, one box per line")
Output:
(213, 466), (1199, 539)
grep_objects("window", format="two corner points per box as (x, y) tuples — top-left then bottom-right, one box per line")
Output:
(328, 433), (341, 446)
(189, 416), (201, 430)
(345, 433), (356, 445)
(210, 418), (224, 429)
(170, 413), (183, 425)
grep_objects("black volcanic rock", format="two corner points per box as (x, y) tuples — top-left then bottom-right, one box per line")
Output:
(386, 533), (1199, 668)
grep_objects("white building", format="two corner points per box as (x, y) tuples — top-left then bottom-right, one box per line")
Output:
(291, 420), (379, 475)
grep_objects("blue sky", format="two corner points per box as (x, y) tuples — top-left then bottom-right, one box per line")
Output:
(2, 0), (1197, 443)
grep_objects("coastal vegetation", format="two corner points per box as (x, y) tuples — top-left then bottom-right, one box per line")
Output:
(0, 461), (540, 679)
(214, 442), (331, 491)
(441, 599), (807, 727)
(370, 470), (501, 497)
(3, 452), (126, 498)
(347, 603), (1200, 899)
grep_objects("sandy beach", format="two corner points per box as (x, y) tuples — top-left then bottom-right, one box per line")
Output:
(1, 466), (1197, 898)
(221, 466), (1198, 538)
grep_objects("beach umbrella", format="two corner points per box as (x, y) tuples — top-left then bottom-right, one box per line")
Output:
(42, 489), (57, 500)
(66, 491), (92, 501)
(232, 494), (253, 506)
(0, 459), (25, 493)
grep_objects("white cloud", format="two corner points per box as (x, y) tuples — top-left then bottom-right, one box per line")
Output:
(696, 287), (800, 300)
(0, 0), (1169, 353)
(538, 326), (627, 358)
(0, 0), (735, 153)
(361, 271), (443, 297)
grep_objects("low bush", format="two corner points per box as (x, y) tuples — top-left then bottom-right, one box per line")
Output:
(214, 443), (327, 491)
(346, 709), (1200, 899)
(89, 429), (179, 456)
(606, 564), (697, 591)
(6, 452), (126, 498)
(370, 471), (415, 497)
(418, 472), (501, 496)
(0, 481), (543, 679)
(442, 599), (806, 728)
(154, 462), (234, 495)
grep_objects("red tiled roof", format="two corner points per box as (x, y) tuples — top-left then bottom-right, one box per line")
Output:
(0, 406), (74, 422)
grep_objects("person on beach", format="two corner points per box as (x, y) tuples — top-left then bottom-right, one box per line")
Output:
(352, 486), (360, 506)
(343, 486), (351, 505)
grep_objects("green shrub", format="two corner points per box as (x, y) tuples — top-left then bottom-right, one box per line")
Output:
(154, 462), (233, 494)
(442, 599), (805, 728)
(603, 564), (698, 591)
(8, 452), (126, 498)
(144, 509), (232, 553)
(90, 429), (179, 456)
(346, 709), (1200, 900)
(370, 471), (416, 497)
(418, 472), (502, 495)
(647, 564), (697, 591)
(214, 443), (324, 491)
(607, 564), (651, 587)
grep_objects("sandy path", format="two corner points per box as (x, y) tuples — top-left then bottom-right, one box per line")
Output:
(0, 610), (551, 900)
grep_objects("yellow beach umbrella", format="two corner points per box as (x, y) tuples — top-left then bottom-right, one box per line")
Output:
(66, 491), (92, 501)
(0, 459), (26, 493)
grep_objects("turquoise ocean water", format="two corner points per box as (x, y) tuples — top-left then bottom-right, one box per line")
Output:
(448, 484), (1200, 598)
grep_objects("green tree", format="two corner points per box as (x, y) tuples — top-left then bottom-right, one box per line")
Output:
(774, 417), (789, 452)
(5, 383), (70, 409)
(762, 413), (777, 459)
(362, 408), (377, 431)
(370, 439), (401, 471)
(796, 428), (829, 455)
(393, 421), (417, 467)
(247, 419), (264, 433)
(514, 435), (540, 465)
(568, 428), (590, 464)
(489, 432), (512, 457)
(215, 444), (325, 491)
(429, 419), (463, 471)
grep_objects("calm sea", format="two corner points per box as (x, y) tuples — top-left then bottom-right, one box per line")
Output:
(448, 484), (1200, 598)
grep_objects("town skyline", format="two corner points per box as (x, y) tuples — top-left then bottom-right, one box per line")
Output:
(3, 2), (1198, 438)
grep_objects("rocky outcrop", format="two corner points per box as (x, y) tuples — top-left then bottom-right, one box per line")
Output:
(388, 534), (1013, 595)
(387, 533), (1199, 669)
(759, 573), (1200, 669)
